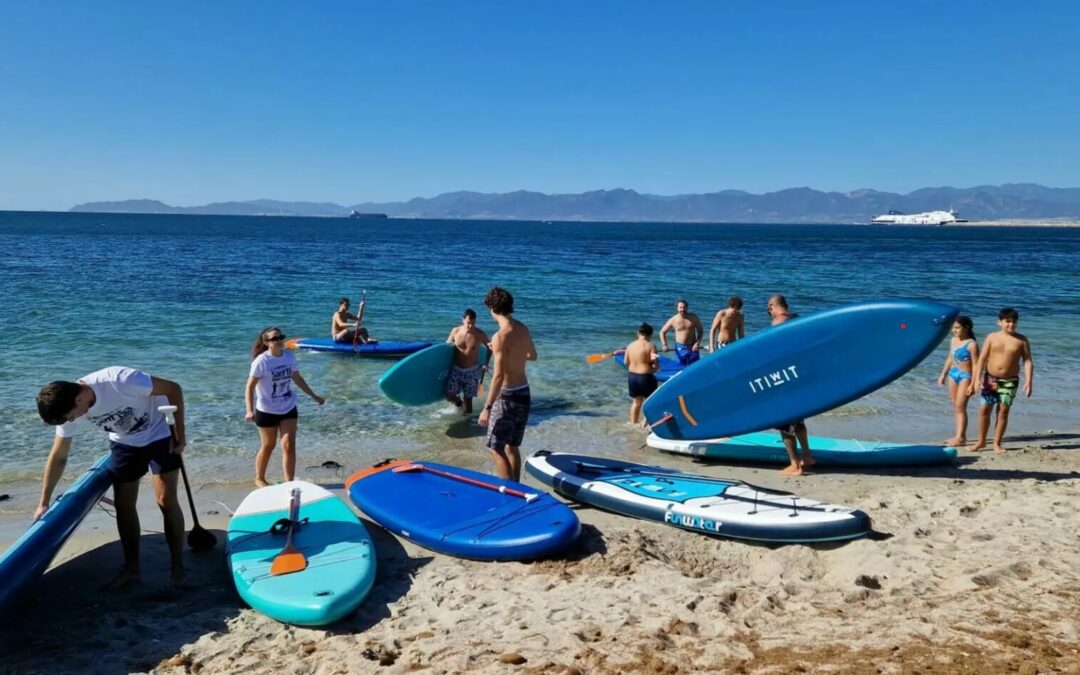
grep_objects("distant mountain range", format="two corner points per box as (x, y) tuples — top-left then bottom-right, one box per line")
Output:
(69, 183), (1080, 222)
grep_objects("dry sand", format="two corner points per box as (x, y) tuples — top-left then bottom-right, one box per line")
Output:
(2, 431), (1079, 675)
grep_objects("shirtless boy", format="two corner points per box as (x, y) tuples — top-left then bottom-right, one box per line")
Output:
(659, 299), (704, 365)
(624, 322), (660, 426)
(331, 296), (375, 344)
(709, 296), (745, 351)
(477, 287), (537, 482)
(968, 307), (1034, 454)
(446, 308), (492, 415)
(769, 294), (814, 476)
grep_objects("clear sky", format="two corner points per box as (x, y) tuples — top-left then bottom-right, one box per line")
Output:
(1, 1), (1078, 210)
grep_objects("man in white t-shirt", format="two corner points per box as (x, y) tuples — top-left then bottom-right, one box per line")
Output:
(35, 366), (188, 589)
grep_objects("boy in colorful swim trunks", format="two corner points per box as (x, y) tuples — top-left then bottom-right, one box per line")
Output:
(34, 367), (188, 589)
(968, 307), (1034, 454)
(659, 299), (704, 365)
(446, 308), (492, 415)
(769, 294), (814, 476)
(624, 322), (660, 427)
(477, 287), (537, 482)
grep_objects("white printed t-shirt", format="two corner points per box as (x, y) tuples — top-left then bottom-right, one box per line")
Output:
(250, 350), (298, 415)
(55, 366), (171, 447)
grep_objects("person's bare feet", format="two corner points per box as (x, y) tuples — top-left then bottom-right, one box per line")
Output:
(779, 463), (803, 476)
(105, 567), (141, 591)
(254, 477), (270, 488)
(944, 436), (966, 447)
(969, 442), (987, 452)
(993, 444), (1007, 455)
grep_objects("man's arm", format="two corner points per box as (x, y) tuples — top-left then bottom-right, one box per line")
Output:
(525, 329), (538, 362)
(708, 312), (722, 352)
(35, 436), (73, 520)
(150, 376), (185, 453)
(658, 316), (674, 351)
(691, 314), (705, 349)
(446, 327), (457, 343)
(737, 314), (745, 339)
(477, 340), (505, 427)
(1022, 338), (1034, 397)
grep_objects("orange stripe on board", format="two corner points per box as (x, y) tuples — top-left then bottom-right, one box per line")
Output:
(344, 458), (409, 491)
(677, 395), (698, 426)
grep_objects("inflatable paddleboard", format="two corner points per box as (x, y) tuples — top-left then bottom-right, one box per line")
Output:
(613, 352), (685, 383)
(0, 453), (113, 612)
(379, 343), (489, 406)
(526, 451), (870, 544)
(227, 481), (376, 626)
(286, 337), (431, 358)
(644, 300), (958, 440)
(347, 459), (580, 561)
(648, 431), (957, 466)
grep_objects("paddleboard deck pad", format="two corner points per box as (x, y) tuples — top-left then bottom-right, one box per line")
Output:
(286, 337), (431, 358)
(227, 481), (376, 626)
(644, 300), (958, 440)
(347, 459), (580, 561)
(379, 343), (490, 406)
(526, 451), (870, 543)
(0, 453), (113, 613)
(648, 431), (957, 466)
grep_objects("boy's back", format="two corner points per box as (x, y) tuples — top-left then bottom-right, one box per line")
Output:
(624, 339), (658, 374)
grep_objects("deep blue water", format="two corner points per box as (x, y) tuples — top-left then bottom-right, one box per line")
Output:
(1, 211), (1077, 482)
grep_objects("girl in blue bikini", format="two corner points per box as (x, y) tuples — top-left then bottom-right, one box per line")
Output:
(937, 316), (978, 447)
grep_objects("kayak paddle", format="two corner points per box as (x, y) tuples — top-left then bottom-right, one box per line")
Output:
(392, 463), (538, 502)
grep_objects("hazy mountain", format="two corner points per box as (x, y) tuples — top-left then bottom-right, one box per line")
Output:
(70, 184), (1080, 222)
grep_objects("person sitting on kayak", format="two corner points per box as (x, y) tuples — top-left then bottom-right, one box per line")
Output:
(659, 299), (704, 365)
(332, 296), (376, 344)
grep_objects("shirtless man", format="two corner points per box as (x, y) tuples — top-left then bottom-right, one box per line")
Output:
(624, 322), (660, 426)
(769, 294), (814, 476)
(968, 307), (1034, 454)
(709, 296), (745, 351)
(477, 287), (537, 482)
(446, 308), (492, 415)
(659, 299), (704, 366)
(331, 296), (375, 344)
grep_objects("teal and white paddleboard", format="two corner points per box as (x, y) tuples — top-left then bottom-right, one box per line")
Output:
(648, 431), (957, 466)
(379, 343), (489, 406)
(227, 481), (376, 626)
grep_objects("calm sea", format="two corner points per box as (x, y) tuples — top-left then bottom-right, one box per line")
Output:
(1, 212), (1077, 483)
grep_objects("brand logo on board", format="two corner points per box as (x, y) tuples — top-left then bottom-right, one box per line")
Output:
(747, 365), (799, 394)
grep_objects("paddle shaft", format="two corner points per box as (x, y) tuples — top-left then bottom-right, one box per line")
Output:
(396, 463), (538, 502)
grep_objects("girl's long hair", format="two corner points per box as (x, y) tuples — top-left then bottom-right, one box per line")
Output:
(251, 326), (281, 361)
(956, 316), (974, 340)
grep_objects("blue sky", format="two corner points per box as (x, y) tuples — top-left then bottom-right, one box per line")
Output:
(1, 1), (1078, 210)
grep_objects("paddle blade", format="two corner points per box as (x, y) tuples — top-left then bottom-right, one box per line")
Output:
(187, 525), (217, 552)
(477, 381), (485, 397)
(391, 463), (422, 473)
(586, 351), (616, 364)
(270, 547), (307, 576)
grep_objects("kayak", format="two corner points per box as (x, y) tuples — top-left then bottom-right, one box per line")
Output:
(285, 337), (431, 358)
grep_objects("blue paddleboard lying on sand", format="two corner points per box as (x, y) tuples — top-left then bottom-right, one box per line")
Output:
(379, 343), (490, 406)
(526, 451), (870, 544)
(644, 300), (958, 441)
(286, 337), (431, 358)
(227, 481), (376, 626)
(0, 453), (113, 612)
(647, 431), (957, 466)
(613, 352), (686, 383)
(347, 459), (580, 561)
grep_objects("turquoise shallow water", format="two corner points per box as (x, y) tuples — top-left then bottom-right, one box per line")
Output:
(1, 212), (1077, 483)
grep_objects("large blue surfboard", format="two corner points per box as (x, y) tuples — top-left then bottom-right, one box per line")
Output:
(286, 337), (431, 358)
(526, 451), (870, 544)
(644, 300), (958, 441)
(227, 481), (376, 626)
(613, 352), (686, 383)
(346, 459), (580, 561)
(647, 431), (957, 466)
(0, 453), (113, 612)
(379, 343), (490, 406)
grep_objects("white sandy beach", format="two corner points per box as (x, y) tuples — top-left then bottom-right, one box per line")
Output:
(2, 431), (1079, 674)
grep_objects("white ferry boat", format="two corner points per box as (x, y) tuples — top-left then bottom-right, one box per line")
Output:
(870, 209), (966, 225)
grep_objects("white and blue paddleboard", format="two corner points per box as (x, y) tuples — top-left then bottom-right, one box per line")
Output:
(0, 454), (113, 612)
(644, 300), (958, 441)
(648, 431), (957, 466)
(379, 343), (489, 406)
(227, 481), (376, 626)
(526, 451), (870, 544)
(286, 337), (431, 358)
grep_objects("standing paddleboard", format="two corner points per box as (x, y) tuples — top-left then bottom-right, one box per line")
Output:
(648, 431), (957, 466)
(0, 453), (113, 612)
(644, 300), (958, 440)
(613, 352), (686, 383)
(286, 337), (431, 358)
(227, 481), (376, 626)
(526, 451), (870, 544)
(379, 343), (489, 406)
(347, 459), (580, 561)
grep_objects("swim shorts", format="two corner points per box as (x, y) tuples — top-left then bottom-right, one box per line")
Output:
(110, 436), (182, 483)
(675, 342), (701, 366)
(254, 406), (299, 428)
(447, 364), (482, 399)
(981, 374), (1019, 407)
(627, 372), (658, 399)
(487, 385), (531, 450)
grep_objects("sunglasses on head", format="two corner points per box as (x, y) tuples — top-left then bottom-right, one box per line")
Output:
(265, 334), (286, 342)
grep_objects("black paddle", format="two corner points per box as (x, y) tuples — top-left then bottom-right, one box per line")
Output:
(159, 405), (217, 551)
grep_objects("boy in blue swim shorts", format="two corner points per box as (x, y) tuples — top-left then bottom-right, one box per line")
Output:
(659, 299), (704, 365)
